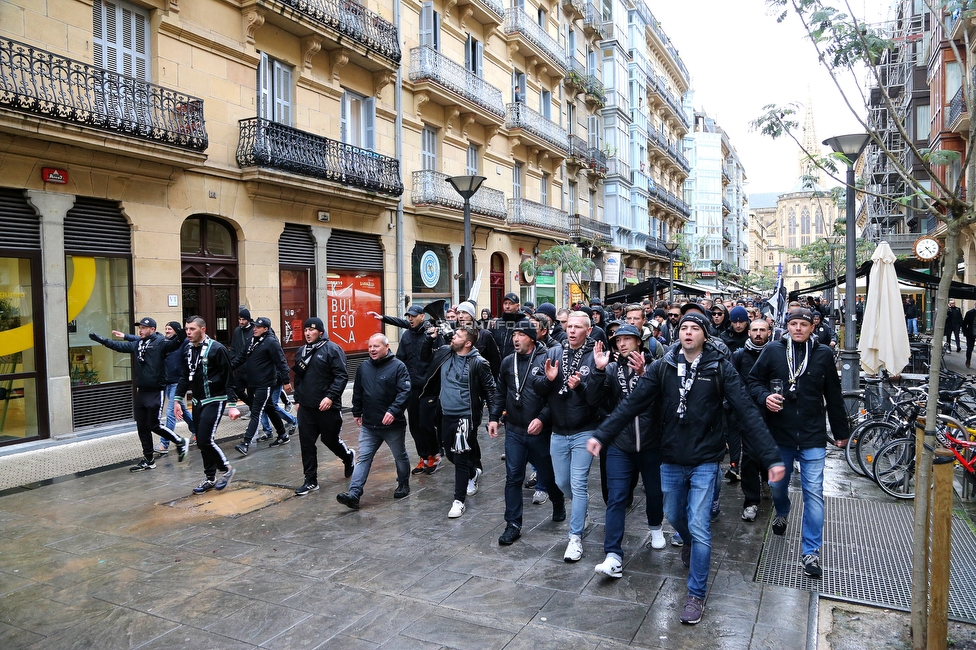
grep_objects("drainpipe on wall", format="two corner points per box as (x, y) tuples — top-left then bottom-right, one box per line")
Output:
(394, 0), (405, 313)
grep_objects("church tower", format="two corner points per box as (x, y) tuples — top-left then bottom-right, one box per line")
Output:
(798, 94), (823, 187)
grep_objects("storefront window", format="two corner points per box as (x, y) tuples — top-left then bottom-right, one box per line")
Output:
(411, 243), (452, 303)
(0, 256), (39, 442)
(66, 256), (132, 385)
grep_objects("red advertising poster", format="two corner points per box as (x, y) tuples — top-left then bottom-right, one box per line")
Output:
(326, 272), (383, 354)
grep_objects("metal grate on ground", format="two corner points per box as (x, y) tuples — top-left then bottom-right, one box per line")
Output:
(756, 493), (976, 623)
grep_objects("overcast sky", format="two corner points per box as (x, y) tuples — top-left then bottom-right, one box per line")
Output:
(651, 0), (891, 194)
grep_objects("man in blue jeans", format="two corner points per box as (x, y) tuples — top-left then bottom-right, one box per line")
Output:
(591, 311), (783, 624)
(748, 308), (850, 580)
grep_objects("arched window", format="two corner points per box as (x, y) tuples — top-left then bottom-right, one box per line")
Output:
(815, 207), (824, 235)
(787, 208), (797, 248)
(800, 207), (811, 245)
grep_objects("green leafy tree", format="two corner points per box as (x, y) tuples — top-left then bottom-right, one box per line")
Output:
(521, 243), (596, 302)
(754, 2), (976, 645)
(749, 267), (779, 293)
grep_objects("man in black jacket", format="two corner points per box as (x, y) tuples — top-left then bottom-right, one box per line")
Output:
(589, 312), (784, 625)
(946, 299), (964, 352)
(490, 292), (528, 361)
(291, 318), (352, 495)
(721, 306), (750, 352)
(229, 309), (254, 406)
(591, 324), (666, 580)
(89, 317), (189, 471)
(235, 317), (292, 455)
(747, 308), (850, 581)
(421, 325), (498, 518)
(535, 303), (566, 344)
(811, 311), (837, 349)
(488, 321), (565, 545)
(173, 316), (241, 494)
(368, 305), (444, 474)
(964, 303), (976, 368)
(732, 319), (772, 522)
(533, 311), (609, 563)
(337, 333), (410, 508)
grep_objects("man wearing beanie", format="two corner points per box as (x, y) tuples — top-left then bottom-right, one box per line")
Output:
(229, 309), (255, 407)
(489, 319), (565, 544)
(535, 303), (567, 343)
(733, 318), (773, 522)
(747, 308), (850, 580)
(490, 293), (528, 361)
(590, 311), (784, 624)
(235, 317), (291, 454)
(721, 306), (750, 352)
(456, 301), (501, 378)
(293, 317), (354, 495)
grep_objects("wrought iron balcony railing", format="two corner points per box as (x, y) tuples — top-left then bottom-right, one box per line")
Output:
(949, 86), (967, 129)
(412, 169), (506, 219)
(645, 237), (670, 258)
(588, 146), (607, 173)
(505, 102), (569, 151)
(507, 198), (570, 234)
(504, 8), (566, 72)
(277, 0), (400, 63)
(465, 0), (505, 20)
(0, 36), (208, 151)
(237, 117), (402, 196)
(584, 75), (605, 103)
(561, 0), (585, 17)
(568, 134), (589, 161)
(583, 2), (606, 38)
(409, 47), (504, 118)
(569, 214), (612, 245)
(722, 196), (733, 214)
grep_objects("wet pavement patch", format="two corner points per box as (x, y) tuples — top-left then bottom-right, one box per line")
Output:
(161, 481), (293, 517)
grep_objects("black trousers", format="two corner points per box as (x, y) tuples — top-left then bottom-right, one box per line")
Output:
(194, 401), (230, 480)
(298, 405), (351, 485)
(740, 451), (768, 508)
(243, 386), (285, 444)
(134, 388), (181, 461)
(415, 393), (443, 459)
(947, 326), (962, 350)
(966, 335), (975, 364)
(441, 414), (481, 502)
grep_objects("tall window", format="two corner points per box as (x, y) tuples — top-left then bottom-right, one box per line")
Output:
(420, 2), (440, 50)
(787, 208), (797, 248)
(568, 28), (576, 61)
(512, 70), (526, 102)
(540, 90), (551, 120)
(915, 104), (930, 140)
(466, 144), (479, 176)
(815, 207), (824, 235)
(589, 190), (596, 219)
(587, 115), (600, 149)
(341, 90), (375, 149)
(541, 172), (549, 205)
(513, 162), (523, 198)
(567, 101), (575, 136)
(421, 126), (437, 171)
(568, 180), (577, 214)
(93, 0), (149, 80)
(537, 6), (546, 27)
(258, 53), (293, 125)
(465, 35), (483, 77)
(800, 206), (811, 245)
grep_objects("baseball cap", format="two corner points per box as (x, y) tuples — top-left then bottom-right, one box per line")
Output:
(254, 317), (272, 328)
(405, 305), (424, 316)
(503, 292), (520, 304)
(135, 317), (156, 328)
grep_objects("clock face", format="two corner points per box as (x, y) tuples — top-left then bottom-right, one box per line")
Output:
(914, 237), (940, 260)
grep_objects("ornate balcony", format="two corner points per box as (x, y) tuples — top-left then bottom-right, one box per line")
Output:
(505, 102), (569, 153)
(648, 185), (691, 220)
(588, 146), (607, 175)
(455, 0), (505, 26)
(412, 170), (506, 219)
(260, 0), (400, 68)
(569, 214), (612, 246)
(503, 9), (566, 75)
(0, 36), (207, 156)
(583, 2), (606, 39)
(647, 73), (689, 130)
(507, 198), (570, 236)
(567, 134), (590, 167)
(948, 86), (968, 134)
(566, 58), (588, 93)
(584, 75), (606, 105)
(237, 117), (402, 197)
(722, 196), (733, 214)
(561, 0), (585, 19)
(645, 237), (670, 258)
(409, 46), (504, 125)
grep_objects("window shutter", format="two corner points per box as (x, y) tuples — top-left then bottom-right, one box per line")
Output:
(274, 60), (292, 125)
(475, 40), (484, 78)
(340, 91), (348, 143)
(419, 3), (432, 48)
(465, 34), (472, 71)
(364, 97), (375, 150)
(118, 4), (148, 80)
(258, 52), (271, 120)
(94, 0), (119, 72)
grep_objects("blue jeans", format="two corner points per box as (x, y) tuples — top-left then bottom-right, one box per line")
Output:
(261, 386), (296, 432)
(769, 445), (826, 556)
(604, 445), (663, 558)
(906, 318), (918, 335)
(160, 383), (195, 448)
(550, 431), (593, 537)
(661, 462), (719, 599)
(504, 426), (563, 528)
(347, 425), (410, 498)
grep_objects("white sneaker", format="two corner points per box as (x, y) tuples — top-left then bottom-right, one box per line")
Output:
(532, 489), (549, 505)
(466, 468), (483, 496)
(742, 505), (759, 522)
(649, 526), (666, 550)
(448, 500), (466, 518)
(563, 534), (583, 562)
(595, 553), (623, 578)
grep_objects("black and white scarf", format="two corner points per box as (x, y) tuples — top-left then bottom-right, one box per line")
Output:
(186, 337), (211, 383)
(744, 338), (765, 353)
(676, 353), (703, 420)
(294, 339), (326, 375)
(513, 352), (534, 403)
(615, 355), (640, 395)
(136, 337), (152, 363)
(786, 338), (813, 396)
(246, 332), (266, 356)
(558, 339), (594, 395)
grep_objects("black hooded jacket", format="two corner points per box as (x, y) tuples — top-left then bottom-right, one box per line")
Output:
(292, 333), (348, 408)
(721, 327), (748, 352)
(90, 330), (183, 390)
(229, 322), (253, 372)
(593, 352), (657, 453)
(243, 333), (290, 389)
(594, 341), (782, 469)
(490, 310), (528, 361)
(420, 343), (498, 428)
(746, 336), (851, 448)
(489, 342), (551, 431)
(532, 339), (607, 435)
(381, 315), (442, 389)
(173, 337), (238, 406)
(352, 350), (409, 429)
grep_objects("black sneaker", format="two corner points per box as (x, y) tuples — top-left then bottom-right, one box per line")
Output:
(772, 516), (788, 536)
(681, 542), (691, 568)
(344, 449), (357, 478)
(336, 492), (360, 510)
(214, 466), (235, 491)
(176, 438), (189, 462)
(130, 459), (155, 472)
(256, 432), (273, 442)
(801, 553), (822, 578)
(725, 465), (740, 482)
(552, 502), (566, 522)
(269, 435), (289, 447)
(679, 595), (705, 624)
(285, 423), (297, 437)
(498, 524), (521, 545)
(234, 443), (249, 456)
(295, 482), (319, 496)
(524, 471), (537, 489)
(193, 479), (216, 494)
(393, 482), (410, 499)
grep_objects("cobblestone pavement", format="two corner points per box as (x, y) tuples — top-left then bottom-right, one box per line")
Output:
(0, 418), (813, 650)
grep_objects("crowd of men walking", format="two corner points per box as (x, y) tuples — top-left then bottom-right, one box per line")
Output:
(93, 290), (848, 626)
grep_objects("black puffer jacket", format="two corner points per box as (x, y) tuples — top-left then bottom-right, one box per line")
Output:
(421, 344), (498, 428)
(352, 350), (410, 429)
(550, 320), (568, 344)
(489, 343), (551, 431)
(292, 335), (348, 408)
(381, 315), (442, 389)
(243, 333), (290, 389)
(747, 337), (851, 448)
(595, 341), (782, 469)
(90, 330), (183, 390)
(490, 311), (528, 361)
(593, 353), (657, 453)
(721, 327), (748, 352)
(123, 330), (187, 385)
(532, 340), (606, 435)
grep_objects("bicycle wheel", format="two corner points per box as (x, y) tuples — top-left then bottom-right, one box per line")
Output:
(872, 438), (916, 499)
(846, 416), (887, 476)
(856, 421), (901, 477)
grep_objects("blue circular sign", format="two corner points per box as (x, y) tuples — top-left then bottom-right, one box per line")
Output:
(420, 250), (440, 288)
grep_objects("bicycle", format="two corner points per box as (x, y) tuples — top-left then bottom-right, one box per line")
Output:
(872, 415), (976, 499)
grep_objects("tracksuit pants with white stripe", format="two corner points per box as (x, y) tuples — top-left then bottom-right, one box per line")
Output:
(134, 387), (182, 462)
(194, 401), (231, 480)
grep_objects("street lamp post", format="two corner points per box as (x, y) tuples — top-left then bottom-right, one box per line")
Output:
(447, 175), (487, 300)
(823, 134), (871, 397)
(712, 259), (722, 293)
(664, 240), (679, 302)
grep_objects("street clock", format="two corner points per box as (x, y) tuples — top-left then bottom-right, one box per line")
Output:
(912, 236), (941, 262)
